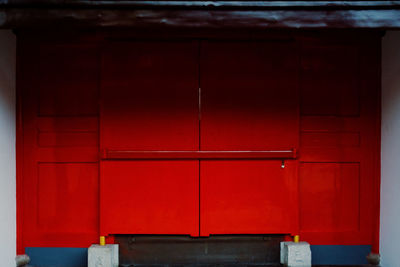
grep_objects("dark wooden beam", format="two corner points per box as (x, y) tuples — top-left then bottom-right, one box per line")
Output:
(2, 1), (400, 10)
(1, 1), (400, 29)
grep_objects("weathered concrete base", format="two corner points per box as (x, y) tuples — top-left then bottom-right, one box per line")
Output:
(366, 253), (380, 266)
(15, 254), (30, 267)
(88, 244), (119, 267)
(280, 241), (311, 267)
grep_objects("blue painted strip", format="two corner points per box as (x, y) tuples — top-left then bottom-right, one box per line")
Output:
(311, 245), (371, 265)
(26, 245), (371, 266)
(25, 247), (87, 267)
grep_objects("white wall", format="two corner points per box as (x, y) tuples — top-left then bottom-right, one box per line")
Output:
(0, 30), (16, 267)
(381, 30), (400, 267)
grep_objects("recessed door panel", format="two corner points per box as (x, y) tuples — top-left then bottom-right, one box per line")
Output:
(200, 41), (299, 151)
(299, 163), (360, 232)
(200, 160), (297, 236)
(101, 41), (199, 151)
(101, 160), (199, 236)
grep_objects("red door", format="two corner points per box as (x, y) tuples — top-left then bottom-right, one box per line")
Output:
(100, 40), (299, 237)
(199, 41), (299, 235)
(100, 41), (200, 236)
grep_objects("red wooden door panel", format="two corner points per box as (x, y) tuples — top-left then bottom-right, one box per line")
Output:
(298, 40), (380, 247)
(200, 41), (299, 151)
(38, 163), (99, 234)
(299, 163), (360, 232)
(100, 41), (200, 236)
(200, 160), (297, 236)
(19, 43), (100, 251)
(101, 160), (199, 236)
(199, 41), (299, 235)
(100, 41), (199, 151)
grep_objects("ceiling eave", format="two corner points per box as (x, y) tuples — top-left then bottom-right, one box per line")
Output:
(1, 1), (400, 29)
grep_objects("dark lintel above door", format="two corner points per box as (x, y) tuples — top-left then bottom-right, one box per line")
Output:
(1, 1), (400, 29)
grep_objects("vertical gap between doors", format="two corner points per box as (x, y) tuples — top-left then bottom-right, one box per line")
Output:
(198, 40), (202, 236)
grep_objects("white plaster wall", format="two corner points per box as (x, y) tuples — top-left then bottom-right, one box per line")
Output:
(0, 30), (16, 267)
(381, 30), (400, 267)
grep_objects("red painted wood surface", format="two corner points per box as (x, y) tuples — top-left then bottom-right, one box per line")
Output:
(18, 43), (100, 251)
(100, 41), (200, 236)
(101, 160), (199, 236)
(298, 39), (381, 247)
(200, 160), (298, 236)
(100, 41), (199, 151)
(100, 41), (299, 236)
(17, 34), (381, 253)
(199, 41), (299, 236)
(200, 41), (299, 151)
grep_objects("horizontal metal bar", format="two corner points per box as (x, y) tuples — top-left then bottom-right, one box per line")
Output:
(102, 149), (297, 159)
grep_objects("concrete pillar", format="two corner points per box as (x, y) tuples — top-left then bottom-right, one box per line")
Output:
(88, 244), (119, 267)
(280, 241), (312, 267)
(0, 30), (16, 267)
(381, 30), (400, 267)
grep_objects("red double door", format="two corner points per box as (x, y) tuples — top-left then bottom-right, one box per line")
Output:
(100, 41), (299, 237)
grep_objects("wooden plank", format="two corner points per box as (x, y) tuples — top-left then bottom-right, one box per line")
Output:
(2, 8), (400, 29)
(3, 1), (400, 9)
